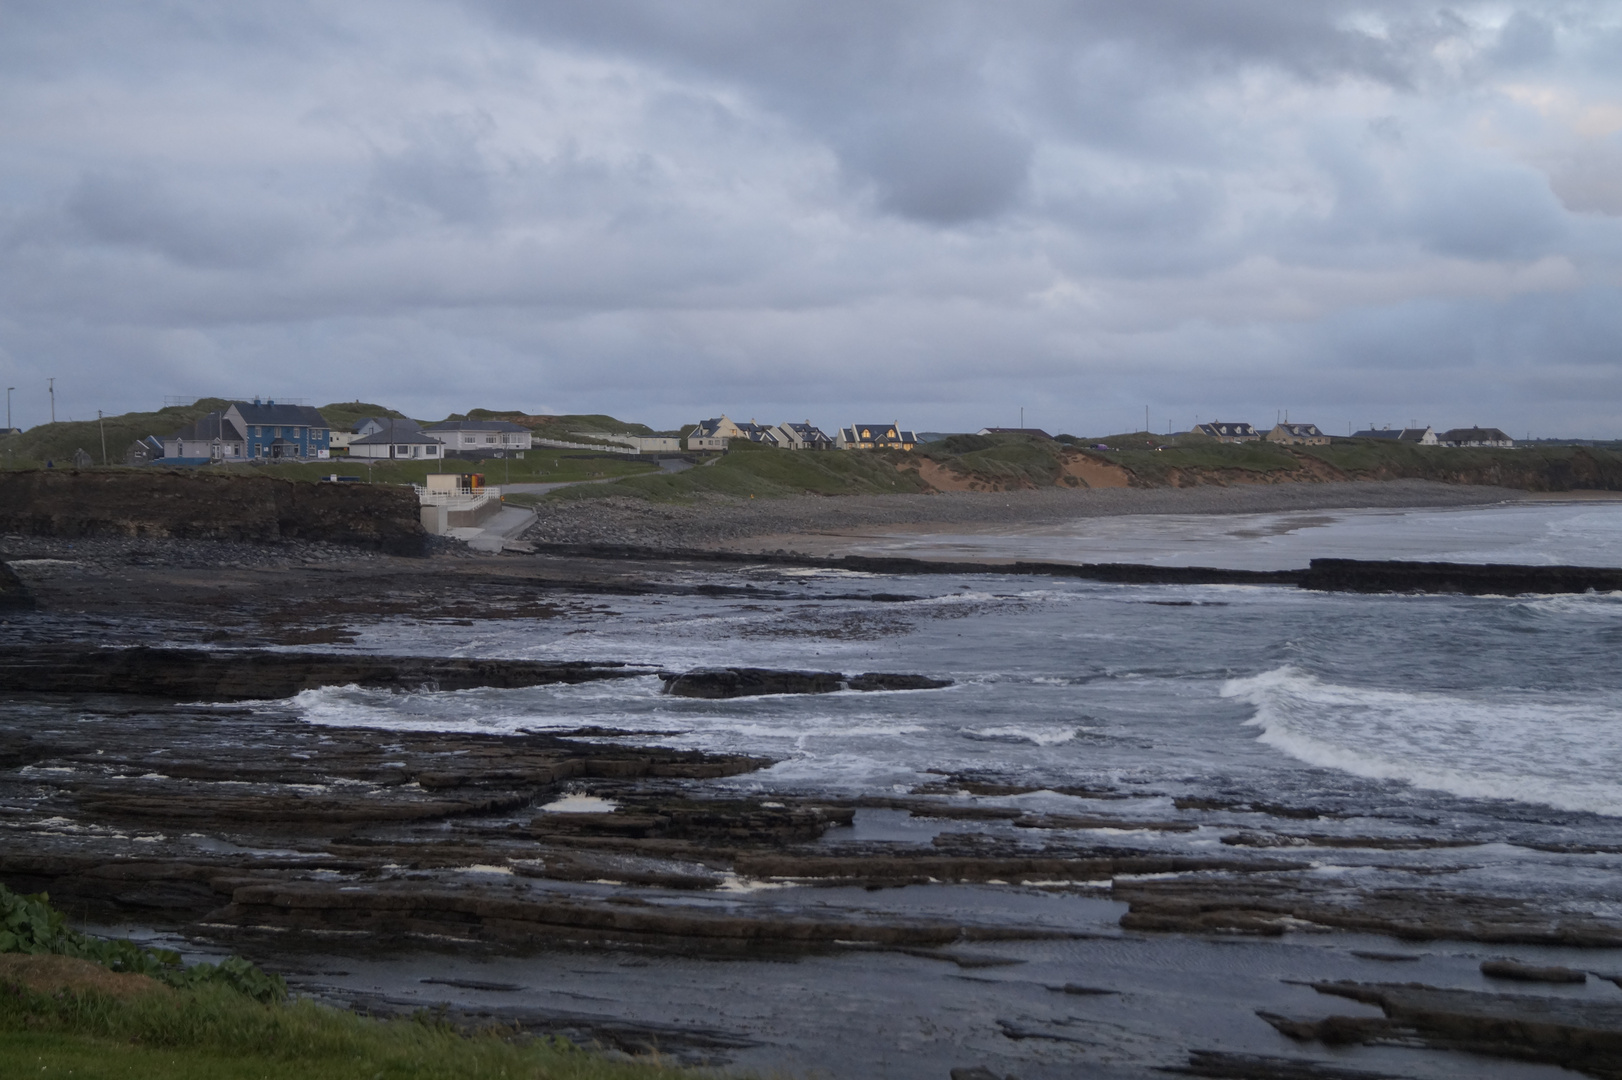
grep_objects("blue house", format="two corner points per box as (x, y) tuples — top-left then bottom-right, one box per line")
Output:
(223, 400), (333, 460)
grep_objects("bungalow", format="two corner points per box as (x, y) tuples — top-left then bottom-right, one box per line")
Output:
(163, 411), (248, 461)
(1353, 426), (1438, 445)
(346, 418), (444, 460)
(976, 427), (1052, 439)
(424, 420), (534, 456)
(224, 400), (332, 460)
(1440, 427), (1514, 448)
(1264, 423), (1329, 446)
(1193, 421), (1261, 444)
(836, 422), (918, 450)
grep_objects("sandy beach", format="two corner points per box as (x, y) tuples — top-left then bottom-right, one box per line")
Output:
(524, 479), (1533, 554)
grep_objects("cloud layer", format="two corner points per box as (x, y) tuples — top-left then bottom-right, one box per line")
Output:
(2, 1), (1620, 435)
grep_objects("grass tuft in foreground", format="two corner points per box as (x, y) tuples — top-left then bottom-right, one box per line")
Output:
(0, 981), (691, 1079)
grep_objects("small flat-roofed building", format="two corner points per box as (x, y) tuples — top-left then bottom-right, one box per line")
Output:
(1264, 423), (1329, 446)
(1193, 421), (1260, 443)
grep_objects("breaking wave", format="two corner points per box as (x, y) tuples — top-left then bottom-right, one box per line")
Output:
(1223, 666), (1622, 817)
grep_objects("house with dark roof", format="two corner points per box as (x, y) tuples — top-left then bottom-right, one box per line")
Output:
(1440, 427), (1514, 448)
(346, 417), (445, 461)
(222, 400), (332, 460)
(1193, 421), (1260, 443)
(125, 435), (165, 465)
(1352, 426), (1438, 445)
(976, 427), (1053, 439)
(163, 411), (248, 461)
(424, 419), (533, 456)
(1264, 423), (1329, 446)
(777, 422), (834, 450)
(836, 422), (918, 450)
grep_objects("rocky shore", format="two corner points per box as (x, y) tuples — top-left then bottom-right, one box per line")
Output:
(7, 518), (1622, 1077)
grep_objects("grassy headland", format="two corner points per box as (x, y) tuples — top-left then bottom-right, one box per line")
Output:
(551, 431), (1622, 503)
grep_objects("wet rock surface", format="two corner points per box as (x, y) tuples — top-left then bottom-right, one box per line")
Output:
(658, 666), (953, 698)
(1266, 980), (1622, 1078)
(6, 535), (1622, 1078)
(0, 644), (642, 701)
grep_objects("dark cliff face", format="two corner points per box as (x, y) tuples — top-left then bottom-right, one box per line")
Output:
(0, 469), (426, 555)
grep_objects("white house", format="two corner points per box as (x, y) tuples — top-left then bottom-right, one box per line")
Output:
(424, 420), (533, 455)
(346, 418), (444, 460)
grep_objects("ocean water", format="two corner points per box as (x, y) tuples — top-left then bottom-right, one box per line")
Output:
(286, 501), (1622, 919)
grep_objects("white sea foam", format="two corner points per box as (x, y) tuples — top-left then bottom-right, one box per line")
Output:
(1224, 666), (1622, 816)
(960, 725), (1078, 746)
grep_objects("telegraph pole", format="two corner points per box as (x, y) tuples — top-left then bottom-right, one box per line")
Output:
(98, 410), (107, 466)
(48, 378), (55, 424)
(5, 387), (12, 433)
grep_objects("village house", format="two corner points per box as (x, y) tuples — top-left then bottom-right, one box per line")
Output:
(1353, 426), (1438, 445)
(1193, 421), (1261, 443)
(685, 415), (749, 451)
(124, 435), (164, 465)
(223, 400), (332, 460)
(836, 423), (918, 450)
(1264, 423), (1329, 446)
(1440, 427), (1514, 448)
(776, 422), (835, 450)
(163, 411), (247, 461)
(973, 421), (1051, 434)
(345, 417), (444, 460)
(424, 419), (534, 457)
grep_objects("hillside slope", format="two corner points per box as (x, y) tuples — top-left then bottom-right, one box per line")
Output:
(555, 433), (1622, 502)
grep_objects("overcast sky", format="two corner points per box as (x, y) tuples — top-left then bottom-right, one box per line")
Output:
(3, 2), (1621, 436)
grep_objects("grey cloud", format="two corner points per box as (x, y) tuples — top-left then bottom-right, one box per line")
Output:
(63, 171), (306, 270)
(1, 0), (1621, 437)
(838, 107), (1032, 223)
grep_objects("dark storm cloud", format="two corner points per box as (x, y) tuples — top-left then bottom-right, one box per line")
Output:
(1, 1), (1621, 435)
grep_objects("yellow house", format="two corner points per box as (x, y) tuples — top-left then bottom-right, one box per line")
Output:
(836, 422), (917, 450)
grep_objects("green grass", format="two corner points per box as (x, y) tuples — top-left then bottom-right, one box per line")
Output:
(914, 434), (1073, 488)
(1075, 431), (1303, 484)
(553, 440), (932, 502)
(0, 984), (691, 1080)
(0, 399), (237, 470)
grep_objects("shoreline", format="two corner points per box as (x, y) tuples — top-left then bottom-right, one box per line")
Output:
(525, 479), (1532, 554)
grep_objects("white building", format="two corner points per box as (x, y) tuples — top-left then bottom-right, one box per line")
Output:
(346, 418), (444, 460)
(424, 420), (534, 455)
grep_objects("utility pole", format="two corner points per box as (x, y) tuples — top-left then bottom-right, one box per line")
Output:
(48, 378), (55, 424)
(98, 410), (107, 466)
(1145, 405), (1150, 434)
(5, 387), (12, 433)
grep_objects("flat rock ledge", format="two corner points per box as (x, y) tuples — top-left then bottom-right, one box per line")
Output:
(659, 667), (952, 698)
(1265, 980), (1622, 1079)
(0, 645), (643, 701)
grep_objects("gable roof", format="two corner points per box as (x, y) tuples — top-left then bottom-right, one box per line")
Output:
(1195, 421), (1258, 438)
(228, 401), (329, 428)
(1273, 423), (1324, 437)
(169, 412), (245, 443)
(350, 418), (442, 445)
(1441, 427), (1512, 443)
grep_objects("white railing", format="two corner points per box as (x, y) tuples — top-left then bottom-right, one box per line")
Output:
(531, 437), (639, 455)
(415, 487), (501, 505)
